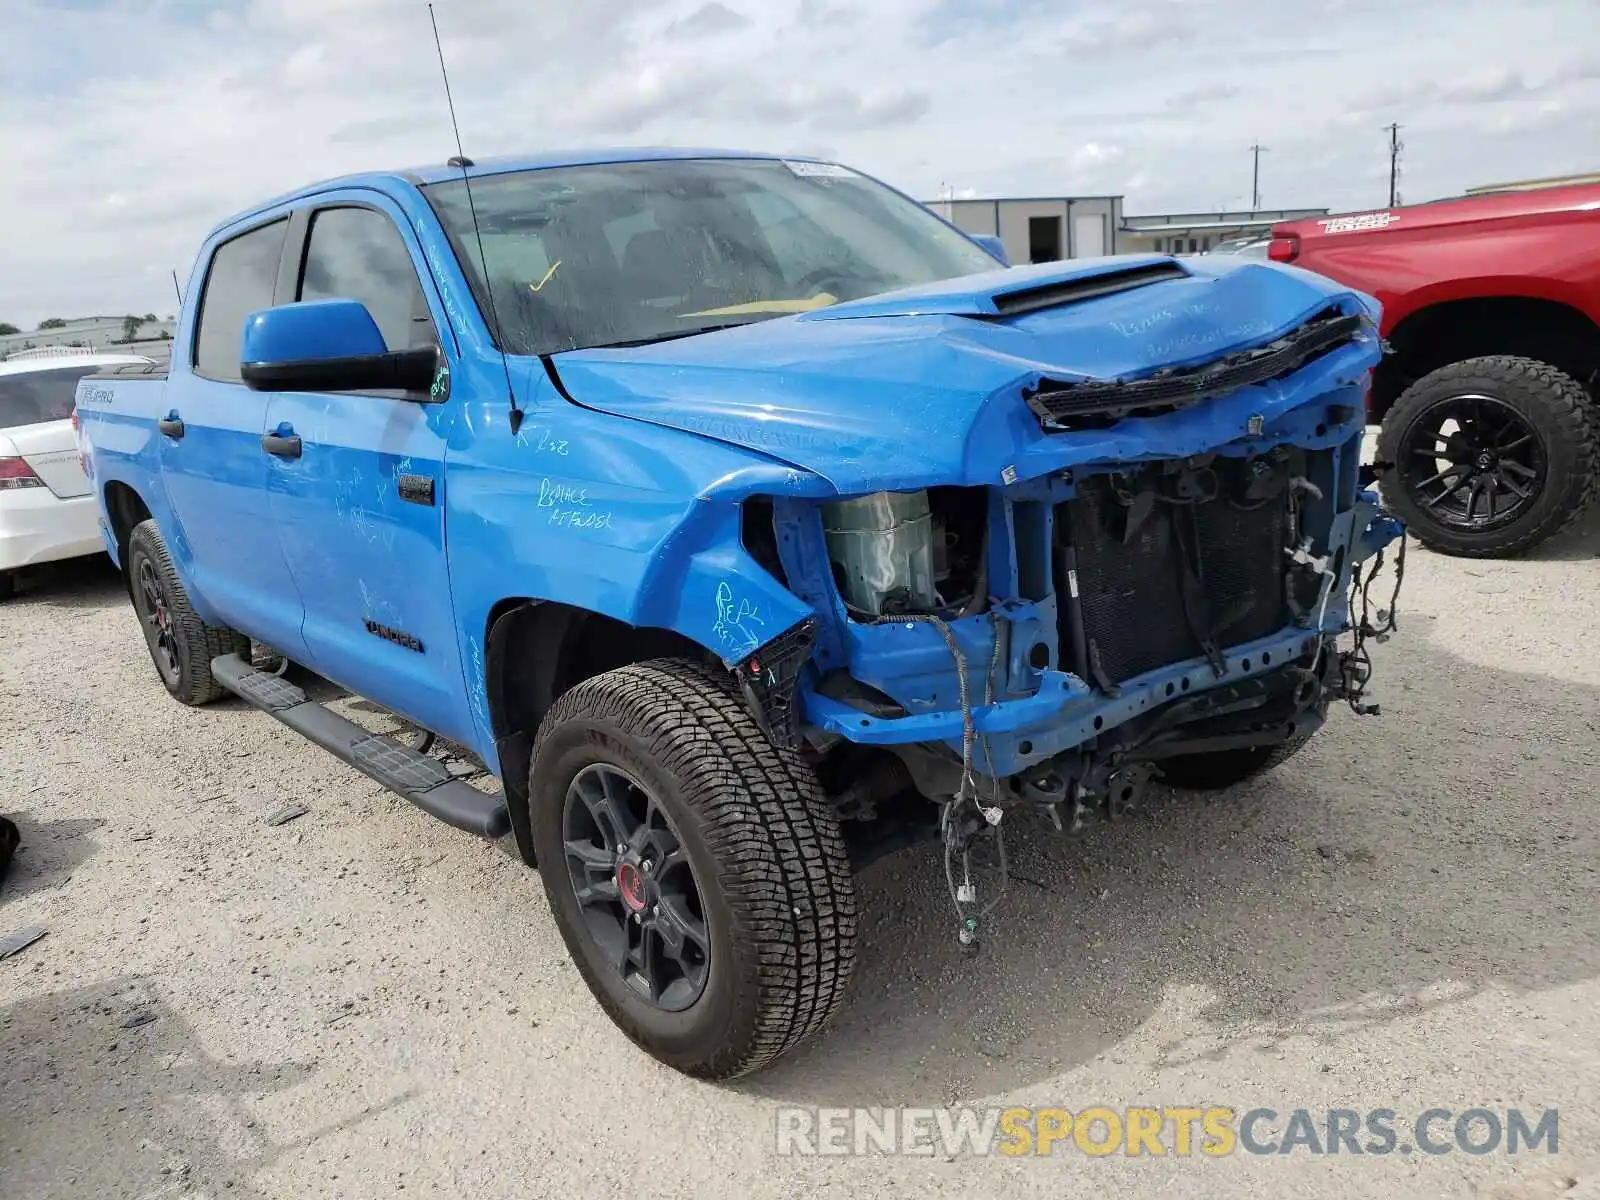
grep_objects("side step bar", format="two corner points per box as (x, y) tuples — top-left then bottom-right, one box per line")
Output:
(211, 654), (510, 839)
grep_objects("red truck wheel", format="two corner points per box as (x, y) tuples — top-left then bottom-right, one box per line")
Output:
(1377, 356), (1598, 558)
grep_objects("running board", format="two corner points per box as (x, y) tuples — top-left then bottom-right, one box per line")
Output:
(211, 654), (510, 839)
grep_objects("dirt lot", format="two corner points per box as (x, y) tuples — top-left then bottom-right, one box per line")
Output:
(2, 510), (1597, 1199)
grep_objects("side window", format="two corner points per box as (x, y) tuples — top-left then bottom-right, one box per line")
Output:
(298, 207), (435, 352)
(193, 219), (288, 382)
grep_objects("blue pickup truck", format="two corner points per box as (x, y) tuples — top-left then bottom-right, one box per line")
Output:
(75, 148), (1403, 1079)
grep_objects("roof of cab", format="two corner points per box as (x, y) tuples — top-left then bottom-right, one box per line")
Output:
(207, 147), (800, 242)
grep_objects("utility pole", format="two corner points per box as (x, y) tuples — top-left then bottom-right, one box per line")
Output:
(1249, 143), (1269, 211)
(1385, 123), (1403, 207)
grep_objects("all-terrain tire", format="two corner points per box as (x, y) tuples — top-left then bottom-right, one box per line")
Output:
(529, 657), (857, 1080)
(126, 519), (249, 706)
(1377, 356), (1598, 558)
(1159, 725), (1318, 791)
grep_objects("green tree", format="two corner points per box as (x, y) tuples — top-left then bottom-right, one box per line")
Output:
(37, 317), (66, 330)
(0, 322), (18, 336)
(142, 312), (158, 323)
(121, 314), (142, 341)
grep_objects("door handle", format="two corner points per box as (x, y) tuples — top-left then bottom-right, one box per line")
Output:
(157, 414), (185, 439)
(262, 431), (302, 459)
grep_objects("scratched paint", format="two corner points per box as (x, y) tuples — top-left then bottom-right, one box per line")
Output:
(465, 635), (490, 734)
(536, 478), (589, 507)
(548, 508), (614, 530)
(423, 239), (472, 335)
(514, 426), (571, 455)
(712, 581), (765, 657)
(357, 578), (404, 627)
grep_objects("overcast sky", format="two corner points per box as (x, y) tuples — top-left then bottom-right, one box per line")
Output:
(3, 0), (1597, 328)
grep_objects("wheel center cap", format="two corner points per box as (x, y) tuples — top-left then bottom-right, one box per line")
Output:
(1476, 451), (1494, 470)
(616, 861), (647, 912)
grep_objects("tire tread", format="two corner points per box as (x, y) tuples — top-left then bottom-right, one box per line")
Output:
(532, 657), (857, 1079)
(1376, 355), (1598, 558)
(128, 519), (248, 705)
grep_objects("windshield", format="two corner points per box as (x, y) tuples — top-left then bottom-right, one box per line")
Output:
(0, 366), (98, 428)
(423, 158), (1000, 355)
(1211, 238), (1270, 258)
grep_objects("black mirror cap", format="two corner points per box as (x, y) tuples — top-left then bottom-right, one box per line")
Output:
(240, 345), (440, 396)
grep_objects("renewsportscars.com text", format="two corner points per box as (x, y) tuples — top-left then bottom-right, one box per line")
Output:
(774, 1106), (1559, 1158)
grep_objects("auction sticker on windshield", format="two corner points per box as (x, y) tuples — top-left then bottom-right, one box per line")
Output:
(784, 160), (857, 178)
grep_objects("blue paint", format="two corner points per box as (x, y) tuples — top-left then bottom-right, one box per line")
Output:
(242, 298), (387, 363)
(77, 148), (1401, 787)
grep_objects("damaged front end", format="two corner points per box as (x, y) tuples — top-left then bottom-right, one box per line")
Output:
(720, 278), (1406, 946)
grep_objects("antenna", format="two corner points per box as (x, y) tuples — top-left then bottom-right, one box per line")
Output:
(428, 3), (524, 436)
(171, 268), (183, 307)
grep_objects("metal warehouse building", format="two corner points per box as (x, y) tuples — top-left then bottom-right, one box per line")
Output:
(926, 195), (1328, 264)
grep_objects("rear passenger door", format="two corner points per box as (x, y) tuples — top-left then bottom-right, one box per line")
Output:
(160, 218), (312, 661)
(263, 196), (470, 743)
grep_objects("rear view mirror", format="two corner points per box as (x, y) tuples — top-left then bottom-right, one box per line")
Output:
(239, 299), (439, 395)
(971, 234), (1010, 267)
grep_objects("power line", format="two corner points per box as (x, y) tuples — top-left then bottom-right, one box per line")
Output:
(1249, 143), (1269, 210)
(1385, 123), (1403, 207)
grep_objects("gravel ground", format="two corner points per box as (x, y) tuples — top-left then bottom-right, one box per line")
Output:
(1, 506), (1597, 1199)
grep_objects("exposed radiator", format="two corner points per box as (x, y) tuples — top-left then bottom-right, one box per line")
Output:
(1058, 464), (1293, 687)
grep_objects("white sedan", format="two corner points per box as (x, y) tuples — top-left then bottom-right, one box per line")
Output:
(0, 348), (153, 598)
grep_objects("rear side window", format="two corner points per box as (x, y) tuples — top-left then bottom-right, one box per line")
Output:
(0, 366), (98, 427)
(298, 207), (435, 352)
(193, 219), (289, 382)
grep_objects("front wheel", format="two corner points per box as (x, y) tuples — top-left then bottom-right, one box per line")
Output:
(1377, 356), (1598, 558)
(529, 658), (857, 1080)
(1159, 726), (1317, 791)
(126, 520), (248, 706)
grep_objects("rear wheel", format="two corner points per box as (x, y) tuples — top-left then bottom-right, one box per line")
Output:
(0, 571), (15, 601)
(1377, 356), (1597, 558)
(126, 520), (248, 706)
(529, 657), (857, 1080)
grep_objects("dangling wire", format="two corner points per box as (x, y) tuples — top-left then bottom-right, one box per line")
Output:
(1342, 527), (1408, 713)
(854, 603), (1009, 936)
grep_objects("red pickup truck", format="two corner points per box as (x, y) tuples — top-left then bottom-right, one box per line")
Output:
(1269, 182), (1600, 557)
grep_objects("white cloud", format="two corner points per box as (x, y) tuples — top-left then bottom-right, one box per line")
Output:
(2, 0), (1597, 326)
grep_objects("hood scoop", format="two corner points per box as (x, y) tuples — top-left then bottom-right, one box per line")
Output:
(799, 255), (1189, 321)
(988, 260), (1188, 318)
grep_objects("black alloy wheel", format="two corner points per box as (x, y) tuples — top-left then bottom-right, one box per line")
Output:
(529, 657), (857, 1079)
(125, 519), (248, 705)
(1395, 392), (1544, 530)
(1377, 356), (1598, 558)
(134, 555), (181, 687)
(561, 762), (710, 1012)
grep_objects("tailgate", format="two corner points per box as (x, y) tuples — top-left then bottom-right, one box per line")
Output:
(0, 422), (91, 499)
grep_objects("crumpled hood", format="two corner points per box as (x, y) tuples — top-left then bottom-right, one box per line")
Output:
(551, 255), (1382, 494)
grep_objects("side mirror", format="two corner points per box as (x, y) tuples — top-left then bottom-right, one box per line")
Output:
(971, 234), (1010, 267)
(239, 299), (439, 395)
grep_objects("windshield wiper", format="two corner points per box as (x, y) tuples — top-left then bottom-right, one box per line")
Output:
(581, 321), (758, 351)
